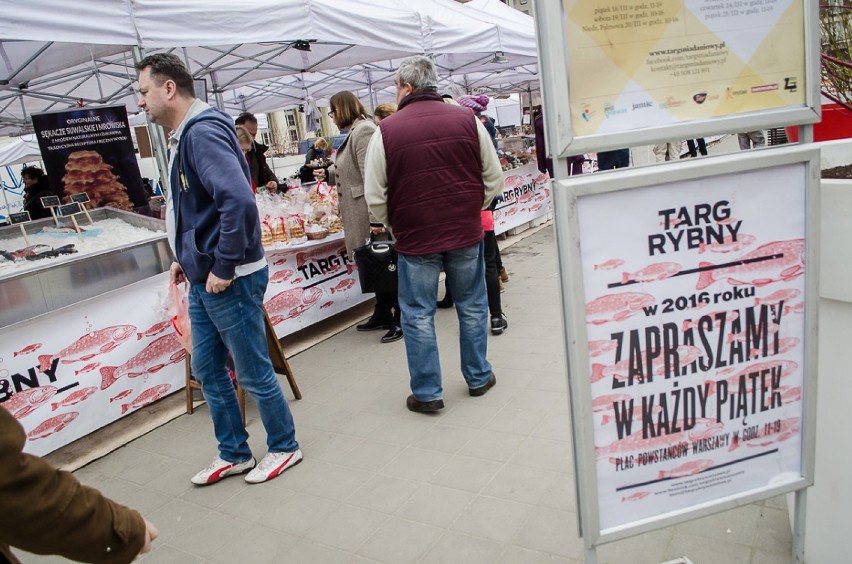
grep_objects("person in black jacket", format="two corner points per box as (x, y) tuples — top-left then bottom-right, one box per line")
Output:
(234, 112), (279, 191)
(21, 166), (55, 220)
(299, 138), (330, 183)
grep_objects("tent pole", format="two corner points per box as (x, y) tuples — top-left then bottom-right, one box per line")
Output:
(1, 184), (11, 222)
(366, 70), (377, 111)
(90, 49), (105, 100)
(132, 47), (171, 198)
(210, 72), (226, 111)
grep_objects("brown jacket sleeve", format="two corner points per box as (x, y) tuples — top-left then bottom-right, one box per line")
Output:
(0, 408), (146, 564)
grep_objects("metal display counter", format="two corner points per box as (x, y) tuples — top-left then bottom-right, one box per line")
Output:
(0, 208), (170, 328)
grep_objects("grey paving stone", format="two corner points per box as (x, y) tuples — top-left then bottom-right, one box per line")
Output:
(357, 517), (444, 563)
(429, 454), (504, 493)
(483, 463), (561, 505)
(664, 532), (752, 563)
(394, 483), (477, 528)
(303, 504), (387, 551)
(451, 496), (535, 543)
(205, 526), (299, 564)
(420, 531), (506, 564)
(458, 428), (527, 462)
(346, 474), (421, 514)
(513, 506), (584, 559)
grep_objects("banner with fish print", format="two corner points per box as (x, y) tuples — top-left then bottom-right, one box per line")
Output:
(574, 159), (811, 533)
(0, 272), (183, 456)
(493, 163), (552, 234)
(263, 233), (371, 338)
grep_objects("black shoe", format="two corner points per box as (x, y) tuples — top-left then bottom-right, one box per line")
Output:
(357, 316), (391, 331)
(407, 394), (444, 413)
(469, 373), (497, 397)
(490, 314), (508, 335)
(381, 325), (403, 343)
(436, 297), (454, 309)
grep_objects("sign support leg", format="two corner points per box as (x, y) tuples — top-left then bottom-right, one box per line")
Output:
(585, 546), (598, 564)
(792, 488), (807, 563)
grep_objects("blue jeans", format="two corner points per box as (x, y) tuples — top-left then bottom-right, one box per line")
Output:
(397, 242), (493, 401)
(189, 267), (298, 463)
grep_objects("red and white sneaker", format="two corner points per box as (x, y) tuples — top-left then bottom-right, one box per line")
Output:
(190, 456), (255, 486)
(245, 449), (303, 484)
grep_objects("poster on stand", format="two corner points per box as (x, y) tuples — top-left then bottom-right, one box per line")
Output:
(263, 234), (371, 337)
(560, 147), (817, 541)
(564, 0), (806, 136)
(0, 272), (184, 457)
(493, 162), (552, 234)
(32, 105), (148, 212)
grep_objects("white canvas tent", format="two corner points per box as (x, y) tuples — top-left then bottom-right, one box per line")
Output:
(0, 136), (42, 167)
(0, 0), (428, 135)
(0, 0), (540, 135)
(219, 0), (539, 114)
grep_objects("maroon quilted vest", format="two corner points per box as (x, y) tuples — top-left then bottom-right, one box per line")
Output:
(380, 91), (485, 255)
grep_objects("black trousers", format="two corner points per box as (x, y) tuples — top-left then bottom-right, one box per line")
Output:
(687, 138), (707, 157)
(483, 231), (502, 316)
(375, 290), (400, 323)
(596, 149), (630, 170)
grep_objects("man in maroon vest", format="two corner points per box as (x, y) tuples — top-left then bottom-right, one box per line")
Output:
(365, 56), (504, 413)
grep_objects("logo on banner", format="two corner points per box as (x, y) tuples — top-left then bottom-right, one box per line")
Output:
(751, 83), (779, 93)
(632, 101), (654, 111)
(604, 102), (627, 118)
(784, 77), (798, 92)
(692, 92), (708, 104)
(661, 96), (685, 109)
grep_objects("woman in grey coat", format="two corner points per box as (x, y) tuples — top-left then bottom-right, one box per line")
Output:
(324, 91), (402, 343)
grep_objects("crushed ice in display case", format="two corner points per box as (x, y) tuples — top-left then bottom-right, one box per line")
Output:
(0, 218), (164, 274)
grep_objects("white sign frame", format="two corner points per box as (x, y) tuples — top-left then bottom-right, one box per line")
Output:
(533, 0), (822, 156)
(551, 145), (819, 549)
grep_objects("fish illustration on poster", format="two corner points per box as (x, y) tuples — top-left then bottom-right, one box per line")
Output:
(575, 162), (808, 531)
(262, 237), (371, 337)
(0, 272), (183, 457)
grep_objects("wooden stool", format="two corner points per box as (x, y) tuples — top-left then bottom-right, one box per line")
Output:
(184, 306), (301, 425)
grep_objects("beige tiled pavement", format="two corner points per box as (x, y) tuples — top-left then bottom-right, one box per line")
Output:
(21, 225), (793, 564)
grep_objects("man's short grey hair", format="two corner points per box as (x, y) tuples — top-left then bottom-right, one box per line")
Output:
(396, 56), (439, 92)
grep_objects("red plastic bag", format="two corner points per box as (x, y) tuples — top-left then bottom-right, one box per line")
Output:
(168, 282), (192, 353)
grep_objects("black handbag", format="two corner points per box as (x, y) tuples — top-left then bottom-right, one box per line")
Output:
(353, 233), (398, 293)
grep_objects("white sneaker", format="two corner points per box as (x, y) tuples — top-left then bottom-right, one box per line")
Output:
(190, 456), (255, 486)
(245, 450), (303, 484)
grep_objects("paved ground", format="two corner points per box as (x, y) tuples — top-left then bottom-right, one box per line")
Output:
(21, 224), (794, 564)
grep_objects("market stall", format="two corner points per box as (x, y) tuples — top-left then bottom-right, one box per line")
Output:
(0, 195), (368, 455)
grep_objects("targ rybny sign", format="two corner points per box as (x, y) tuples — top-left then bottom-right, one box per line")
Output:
(575, 159), (808, 532)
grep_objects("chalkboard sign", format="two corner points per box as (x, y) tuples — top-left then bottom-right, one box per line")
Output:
(70, 193), (91, 204)
(40, 195), (61, 207)
(58, 202), (83, 216)
(9, 211), (31, 224)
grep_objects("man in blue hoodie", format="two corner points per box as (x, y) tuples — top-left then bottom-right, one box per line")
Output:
(136, 54), (301, 486)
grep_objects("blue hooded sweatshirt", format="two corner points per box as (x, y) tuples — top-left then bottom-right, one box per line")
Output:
(170, 108), (264, 285)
